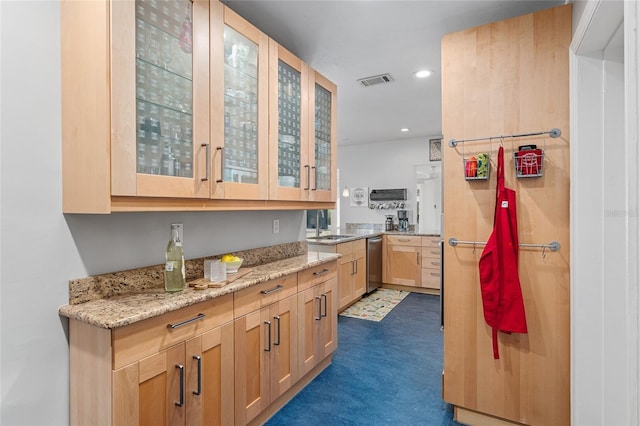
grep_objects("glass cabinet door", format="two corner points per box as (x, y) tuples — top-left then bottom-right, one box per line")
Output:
(268, 40), (308, 201)
(277, 60), (302, 189)
(223, 26), (259, 184)
(211, 5), (269, 200)
(135, 0), (194, 178)
(111, 0), (209, 199)
(310, 70), (337, 202)
(314, 84), (331, 191)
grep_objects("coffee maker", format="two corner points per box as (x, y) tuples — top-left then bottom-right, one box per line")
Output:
(397, 210), (409, 232)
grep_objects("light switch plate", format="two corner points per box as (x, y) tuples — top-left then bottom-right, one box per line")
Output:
(273, 219), (279, 234)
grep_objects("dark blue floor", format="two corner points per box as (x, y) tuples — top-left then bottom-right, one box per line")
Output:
(266, 292), (461, 425)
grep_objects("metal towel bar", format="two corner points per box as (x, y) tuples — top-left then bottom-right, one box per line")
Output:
(448, 237), (560, 258)
(448, 128), (561, 147)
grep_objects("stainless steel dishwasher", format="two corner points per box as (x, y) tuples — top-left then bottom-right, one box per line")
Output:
(366, 236), (382, 293)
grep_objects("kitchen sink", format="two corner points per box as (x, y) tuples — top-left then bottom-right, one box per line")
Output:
(307, 234), (354, 240)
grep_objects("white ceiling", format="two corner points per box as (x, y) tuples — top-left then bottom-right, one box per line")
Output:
(222, 0), (566, 146)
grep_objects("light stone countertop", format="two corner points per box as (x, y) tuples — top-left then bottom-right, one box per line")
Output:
(58, 252), (339, 330)
(307, 231), (441, 245)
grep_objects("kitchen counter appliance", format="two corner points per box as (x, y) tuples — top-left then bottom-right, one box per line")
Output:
(366, 236), (382, 293)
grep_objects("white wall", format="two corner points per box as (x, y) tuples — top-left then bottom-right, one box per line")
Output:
(571, 1), (640, 424)
(0, 2), (304, 424)
(338, 137), (441, 230)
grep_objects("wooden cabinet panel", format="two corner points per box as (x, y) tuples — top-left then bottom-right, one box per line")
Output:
(441, 5), (571, 425)
(384, 235), (422, 287)
(234, 308), (271, 424)
(269, 296), (298, 400)
(297, 278), (337, 377)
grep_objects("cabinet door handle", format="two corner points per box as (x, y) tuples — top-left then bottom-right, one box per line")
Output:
(167, 313), (206, 329)
(417, 252), (420, 265)
(311, 166), (317, 190)
(201, 143), (210, 181)
(304, 165), (310, 190)
(321, 293), (328, 318)
(175, 364), (185, 407)
(264, 320), (272, 352)
(313, 268), (329, 276)
(193, 355), (202, 396)
(274, 315), (281, 346)
(215, 146), (224, 183)
(315, 296), (322, 320)
(353, 260), (358, 275)
(350, 260), (355, 275)
(261, 284), (284, 295)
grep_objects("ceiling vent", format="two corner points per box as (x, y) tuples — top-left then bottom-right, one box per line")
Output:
(357, 73), (394, 87)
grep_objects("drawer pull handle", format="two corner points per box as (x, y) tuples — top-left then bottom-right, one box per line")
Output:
(313, 268), (329, 276)
(304, 165), (310, 190)
(321, 293), (328, 318)
(431, 261), (440, 266)
(167, 313), (206, 329)
(261, 284), (284, 295)
(175, 364), (185, 407)
(315, 296), (322, 320)
(431, 272), (441, 277)
(215, 146), (224, 183)
(398, 238), (411, 242)
(193, 355), (202, 396)
(264, 321), (272, 351)
(274, 315), (281, 346)
(431, 250), (440, 255)
(201, 143), (210, 181)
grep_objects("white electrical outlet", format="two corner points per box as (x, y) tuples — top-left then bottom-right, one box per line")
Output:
(172, 223), (184, 242)
(273, 218), (280, 234)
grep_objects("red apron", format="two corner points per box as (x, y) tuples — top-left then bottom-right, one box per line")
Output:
(478, 146), (527, 359)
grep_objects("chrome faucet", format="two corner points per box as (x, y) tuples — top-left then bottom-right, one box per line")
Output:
(316, 209), (325, 238)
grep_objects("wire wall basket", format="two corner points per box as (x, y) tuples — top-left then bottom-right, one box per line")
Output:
(461, 138), (491, 181)
(513, 145), (544, 178)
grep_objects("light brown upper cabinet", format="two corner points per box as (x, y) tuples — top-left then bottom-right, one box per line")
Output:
(307, 70), (338, 202)
(61, 0), (337, 213)
(268, 42), (337, 202)
(210, 3), (270, 201)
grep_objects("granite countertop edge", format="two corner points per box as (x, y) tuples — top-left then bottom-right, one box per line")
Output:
(59, 252), (340, 329)
(307, 231), (441, 245)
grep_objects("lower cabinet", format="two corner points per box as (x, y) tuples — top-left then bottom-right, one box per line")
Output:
(112, 323), (234, 426)
(234, 294), (298, 425)
(421, 236), (441, 292)
(383, 235), (422, 287)
(310, 239), (365, 310)
(69, 261), (338, 426)
(297, 277), (338, 376)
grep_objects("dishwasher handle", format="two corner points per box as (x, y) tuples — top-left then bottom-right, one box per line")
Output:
(368, 237), (382, 243)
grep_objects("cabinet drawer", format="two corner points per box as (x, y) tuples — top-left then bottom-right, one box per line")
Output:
(422, 236), (441, 248)
(421, 269), (441, 290)
(234, 273), (298, 318)
(386, 235), (421, 246)
(352, 239), (366, 257)
(422, 257), (442, 269)
(112, 293), (234, 369)
(298, 261), (337, 292)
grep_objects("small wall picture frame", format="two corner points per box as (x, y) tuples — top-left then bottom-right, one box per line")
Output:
(429, 138), (442, 162)
(349, 187), (368, 207)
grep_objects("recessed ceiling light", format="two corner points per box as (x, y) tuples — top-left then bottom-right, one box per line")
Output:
(401, 128), (410, 132)
(414, 70), (432, 78)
